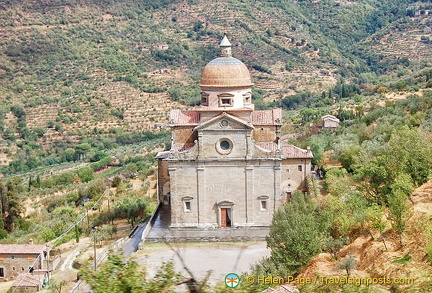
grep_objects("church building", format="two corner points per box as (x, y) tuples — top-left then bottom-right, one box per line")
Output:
(157, 36), (313, 229)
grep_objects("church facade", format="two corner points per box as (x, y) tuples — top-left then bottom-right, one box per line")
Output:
(157, 36), (313, 228)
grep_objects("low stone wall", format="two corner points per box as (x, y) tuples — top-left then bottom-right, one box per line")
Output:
(139, 203), (162, 246)
(145, 226), (270, 243)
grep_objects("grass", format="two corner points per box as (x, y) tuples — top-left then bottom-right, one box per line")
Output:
(393, 254), (412, 265)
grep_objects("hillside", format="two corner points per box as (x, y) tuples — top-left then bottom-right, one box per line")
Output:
(298, 179), (432, 292)
(0, 0), (429, 108)
(0, 0), (431, 172)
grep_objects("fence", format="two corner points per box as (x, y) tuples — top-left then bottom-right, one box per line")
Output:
(68, 237), (126, 293)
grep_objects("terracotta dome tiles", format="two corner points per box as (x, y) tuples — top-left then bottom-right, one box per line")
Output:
(199, 57), (253, 88)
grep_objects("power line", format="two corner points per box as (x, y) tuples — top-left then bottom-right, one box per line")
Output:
(10, 188), (110, 293)
(49, 188), (110, 246)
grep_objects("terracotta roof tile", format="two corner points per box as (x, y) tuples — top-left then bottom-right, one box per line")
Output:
(255, 142), (278, 152)
(321, 114), (340, 122)
(252, 109), (282, 125)
(0, 244), (46, 255)
(155, 151), (170, 159)
(169, 110), (200, 126)
(194, 112), (252, 130)
(172, 143), (195, 152)
(281, 143), (313, 159)
(12, 273), (45, 288)
(281, 133), (297, 141)
(255, 142), (312, 158)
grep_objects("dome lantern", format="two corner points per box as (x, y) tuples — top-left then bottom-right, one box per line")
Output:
(199, 35), (253, 89)
(219, 34), (232, 57)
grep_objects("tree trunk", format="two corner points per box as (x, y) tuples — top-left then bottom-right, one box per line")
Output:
(368, 229), (375, 240)
(382, 238), (388, 251)
(399, 233), (403, 249)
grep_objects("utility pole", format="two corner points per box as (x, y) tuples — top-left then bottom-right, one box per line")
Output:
(107, 192), (113, 225)
(92, 226), (98, 270)
(86, 208), (90, 231)
(45, 244), (50, 282)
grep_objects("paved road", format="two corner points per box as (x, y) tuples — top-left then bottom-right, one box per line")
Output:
(136, 241), (269, 288)
(122, 223), (146, 256)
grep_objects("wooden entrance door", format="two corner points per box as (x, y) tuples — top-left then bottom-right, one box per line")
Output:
(220, 208), (231, 227)
(221, 208), (227, 227)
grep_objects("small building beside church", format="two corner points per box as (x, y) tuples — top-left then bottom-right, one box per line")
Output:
(321, 114), (340, 129)
(0, 243), (49, 280)
(157, 36), (313, 229)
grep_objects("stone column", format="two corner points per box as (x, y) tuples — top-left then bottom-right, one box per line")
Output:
(273, 162), (281, 211)
(245, 164), (254, 225)
(168, 166), (177, 227)
(197, 164), (205, 226)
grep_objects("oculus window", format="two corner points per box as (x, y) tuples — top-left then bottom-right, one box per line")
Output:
(216, 138), (233, 155)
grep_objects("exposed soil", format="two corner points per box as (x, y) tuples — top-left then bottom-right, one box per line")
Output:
(297, 180), (432, 292)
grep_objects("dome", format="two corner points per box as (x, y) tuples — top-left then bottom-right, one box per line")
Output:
(199, 36), (253, 89)
(199, 57), (253, 88)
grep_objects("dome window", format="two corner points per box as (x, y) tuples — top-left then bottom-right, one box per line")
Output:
(201, 92), (209, 105)
(243, 92), (252, 105)
(218, 93), (234, 107)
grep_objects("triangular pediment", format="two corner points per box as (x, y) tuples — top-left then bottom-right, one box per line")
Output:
(194, 112), (254, 131)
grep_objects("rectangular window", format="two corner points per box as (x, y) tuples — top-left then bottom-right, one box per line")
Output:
(11, 255), (15, 259)
(27, 256), (34, 260)
(0, 256), (3, 261)
(221, 98), (231, 105)
(184, 201), (191, 212)
(201, 93), (209, 105)
(260, 200), (267, 211)
(0, 267), (4, 278)
(298, 165), (302, 172)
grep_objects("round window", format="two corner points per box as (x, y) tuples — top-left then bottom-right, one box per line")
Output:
(220, 120), (229, 127)
(220, 140), (230, 150)
(216, 138), (233, 154)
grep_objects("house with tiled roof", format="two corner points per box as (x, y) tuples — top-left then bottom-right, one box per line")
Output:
(156, 36), (312, 229)
(11, 272), (47, 292)
(0, 242), (49, 280)
(321, 114), (340, 129)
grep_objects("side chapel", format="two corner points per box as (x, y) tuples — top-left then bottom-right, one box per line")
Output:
(156, 36), (313, 229)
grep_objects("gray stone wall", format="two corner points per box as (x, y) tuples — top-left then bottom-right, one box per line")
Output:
(157, 160), (170, 203)
(168, 159), (280, 228)
(0, 254), (42, 279)
(280, 158), (312, 203)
